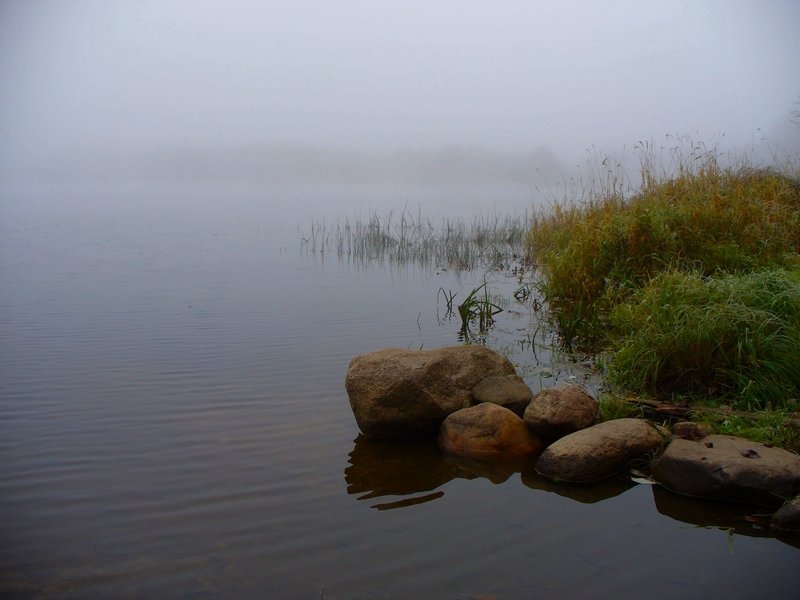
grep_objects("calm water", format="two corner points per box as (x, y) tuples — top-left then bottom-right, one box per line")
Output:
(1, 181), (798, 599)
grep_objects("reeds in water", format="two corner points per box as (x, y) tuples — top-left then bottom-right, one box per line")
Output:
(303, 208), (530, 271)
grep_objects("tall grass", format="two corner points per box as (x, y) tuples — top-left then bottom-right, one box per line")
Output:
(610, 269), (800, 410)
(529, 146), (800, 346)
(528, 142), (800, 413)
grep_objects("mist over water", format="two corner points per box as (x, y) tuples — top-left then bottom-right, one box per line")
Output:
(2, 0), (799, 192)
(2, 2), (800, 598)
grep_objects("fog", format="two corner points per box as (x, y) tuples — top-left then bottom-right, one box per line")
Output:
(1, 0), (799, 186)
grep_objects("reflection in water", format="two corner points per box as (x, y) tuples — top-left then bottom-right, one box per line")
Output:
(345, 436), (800, 549)
(371, 491), (446, 511)
(345, 434), (626, 510)
(521, 471), (635, 503)
(652, 486), (800, 548)
(345, 436), (459, 509)
(443, 453), (536, 484)
(344, 435), (537, 509)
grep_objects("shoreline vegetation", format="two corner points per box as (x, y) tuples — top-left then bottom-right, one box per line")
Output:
(529, 143), (800, 452)
(305, 141), (800, 452)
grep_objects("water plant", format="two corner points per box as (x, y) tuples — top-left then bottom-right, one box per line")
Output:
(457, 282), (504, 335)
(436, 287), (457, 321)
(303, 208), (531, 271)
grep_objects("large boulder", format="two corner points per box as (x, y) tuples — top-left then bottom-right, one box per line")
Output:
(471, 374), (533, 416)
(771, 496), (800, 534)
(535, 418), (666, 483)
(345, 346), (516, 438)
(523, 385), (598, 441)
(438, 403), (543, 461)
(653, 435), (800, 507)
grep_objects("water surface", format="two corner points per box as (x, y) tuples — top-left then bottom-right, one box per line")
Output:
(1, 181), (798, 599)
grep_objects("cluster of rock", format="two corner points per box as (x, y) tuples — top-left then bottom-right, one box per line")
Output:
(345, 345), (800, 533)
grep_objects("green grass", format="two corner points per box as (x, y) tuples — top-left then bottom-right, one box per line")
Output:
(597, 393), (640, 421)
(609, 269), (800, 410)
(691, 402), (800, 453)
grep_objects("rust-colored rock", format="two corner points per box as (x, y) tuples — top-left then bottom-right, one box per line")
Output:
(438, 403), (543, 461)
(345, 346), (516, 439)
(535, 418), (666, 483)
(523, 385), (598, 441)
(471, 374), (533, 417)
(653, 435), (800, 507)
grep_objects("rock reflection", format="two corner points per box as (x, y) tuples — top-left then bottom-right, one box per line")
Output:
(443, 453), (535, 484)
(345, 435), (537, 509)
(652, 486), (800, 548)
(345, 435), (459, 509)
(345, 435), (641, 510)
(521, 471), (635, 503)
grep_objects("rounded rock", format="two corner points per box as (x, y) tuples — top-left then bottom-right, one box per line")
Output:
(524, 385), (598, 441)
(438, 402), (543, 461)
(345, 346), (516, 439)
(471, 374), (533, 417)
(653, 435), (800, 507)
(535, 418), (666, 483)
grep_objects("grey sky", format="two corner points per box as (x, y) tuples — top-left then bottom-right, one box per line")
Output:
(1, 0), (798, 183)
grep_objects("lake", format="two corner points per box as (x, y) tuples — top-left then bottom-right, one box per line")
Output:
(1, 180), (798, 599)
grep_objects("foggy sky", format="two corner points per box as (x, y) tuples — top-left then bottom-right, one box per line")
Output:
(1, 0), (799, 185)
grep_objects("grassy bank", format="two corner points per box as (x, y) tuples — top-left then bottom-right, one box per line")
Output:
(528, 147), (800, 450)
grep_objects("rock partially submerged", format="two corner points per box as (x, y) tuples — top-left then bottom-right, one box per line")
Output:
(653, 435), (800, 507)
(523, 385), (598, 441)
(438, 403), (543, 461)
(343, 347), (800, 529)
(771, 496), (800, 534)
(535, 418), (666, 483)
(345, 346), (515, 438)
(471, 374), (533, 417)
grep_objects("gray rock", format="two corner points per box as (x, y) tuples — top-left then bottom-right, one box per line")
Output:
(471, 374), (533, 416)
(535, 418), (666, 483)
(653, 435), (800, 507)
(771, 496), (800, 534)
(438, 402), (543, 461)
(524, 385), (598, 441)
(345, 346), (516, 439)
